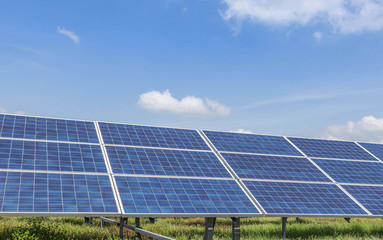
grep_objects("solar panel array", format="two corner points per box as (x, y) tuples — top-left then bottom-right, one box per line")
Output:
(3, 112), (383, 218)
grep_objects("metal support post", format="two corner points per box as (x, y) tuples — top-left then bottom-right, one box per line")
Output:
(296, 217), (299, 223)
(101, 218), (103, 228)
(149, 217), (156, 224)
(344, 218), (351, 223)
(203, 217), (216, 240)
(84, 217), (90, 224)
(135, 218), (141, 239)
(231, 217), (240, 240)
(120, 217), (124, 239)
(282, 217), (288, 239)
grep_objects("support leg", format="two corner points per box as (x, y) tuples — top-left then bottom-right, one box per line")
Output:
(135, 218), (141, 239)
(149, 217), (155, 224)
(231, 217), (240, 240)
(120, 217), (124, 239)
(344, 218), (351, 223)
(296, 217), (299, 224)
(203, 217), (216, 240)
(100, 218), (103, 228)
(282, 217), (288, 239)
(84, 217), (90, 225)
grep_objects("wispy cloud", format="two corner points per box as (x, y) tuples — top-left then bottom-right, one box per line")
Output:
(0, 108), (25, 115)
(137, 90), (231, 117)
(221, 0), (383, 34)
(231, 129), (253, 134)
(57, 27), (80, 44)
(313, 31), (323, 40)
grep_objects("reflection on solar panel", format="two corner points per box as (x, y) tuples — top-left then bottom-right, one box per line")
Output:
(0, 114), (99, 143)
(106, 146), (230, 178)
(342, 185), (383, 216)
(358, 142), (383, 161)
(0, 139), (107, 173)
(288, 137), (376, 161)
(115, 176), (260, 215)
(221, 153), (329, 182)
(244, 181), (367, 215)
(203, 130), (302, 156)
(0, 171), (118, 213)
(313, 159), (383, 185)
(99, 122), (210, 150)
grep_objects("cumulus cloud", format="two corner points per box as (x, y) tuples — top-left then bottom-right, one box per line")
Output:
(137, 90), (231, 117)
(221, 0), (383, 34)
(57, 27), (80, 44)
(324, 116), (383, 143)
(231, 129), (253, 133)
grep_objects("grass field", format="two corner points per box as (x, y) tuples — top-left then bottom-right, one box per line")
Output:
(2, 216), (383, 239)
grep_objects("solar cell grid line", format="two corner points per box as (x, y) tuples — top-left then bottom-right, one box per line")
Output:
(0, 171), (119, 215)
(221, 153), (331, 182)
(287, 136), (377, 161)
(0, 114), (99, 144)
(202, 130), (303, 156)
(341, 185), (383, 216)
(243, 180), (368, 216)
(0, 138), (108, 173)
(105, 146), (232, 178)
(115, 176), (261, 216)
(313, 159), (383, 185)
(98, 122), (210, 151)
(358, 142), (383, 162)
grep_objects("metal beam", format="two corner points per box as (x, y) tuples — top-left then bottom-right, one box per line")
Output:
(231, 217), (240, 240)
(282, 217), (288, 239)
(203, 217), (216, 240)
(120, 217), (124, 239)
(344, 218), (351, 223)
(135, 218), (141, 239)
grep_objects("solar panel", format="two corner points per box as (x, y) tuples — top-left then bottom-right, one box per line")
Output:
(0, 114), (99, 144)
(313, 159), (383, 185)
(244, 181), (367, 215)
(342, 185), (383, 216)
(0, 171), (118, 214)
(99, 122), (210, 151)
(221, 153), (330, 182)
(115, 176), (260, 215)
(203, 130), (302, 156)
(0, 139), (107, 173)
(106, 146), (231, 178)
(358, 142), (383, 161)
(288, 137), (376, 161)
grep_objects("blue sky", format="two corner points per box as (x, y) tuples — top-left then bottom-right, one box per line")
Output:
(1, 0), (383, 142)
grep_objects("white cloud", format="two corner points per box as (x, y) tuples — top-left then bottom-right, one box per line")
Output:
(323, 116), (383, 143)
(231, 129), (253, 133)
(221, 0), (383, 34)
(0, 108), (24, 115)
(57, 27), (80, 44)
(0, 108), (7, 113)
(137, 90), (231, 117)
(313, 31), (323, 40)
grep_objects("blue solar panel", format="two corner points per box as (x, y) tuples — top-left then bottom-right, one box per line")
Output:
(99, 122), (210, 151)
(244, 181), (367, 215)
(0, 114), (99, 143)
(358, 142), (383, 161)
(222, 153), (330, 182)
(203, 130), (302, 156)
(342, 185), (383, 216)
(0, 171), (118, 213)
(106, 146), (231, 178)
(115, 176), (260, 215)
(288, 137), (376, 161)
(0, 139), (107, 173)
(313, 159), (383, 185)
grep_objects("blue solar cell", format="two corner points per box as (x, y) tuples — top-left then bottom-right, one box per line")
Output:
(99, 122), (210, 150)
(0, 114), (99, 143)
(203, 131), (302, 156)
(358, 142), (383, 161)
(313, 159), (383, 184)
(0, 139), (107, 173)
(244, 181), (367, 215)
(0, 171), (118, 213)
(115, 176), (260, 215)
(288, 137), (376, 161)
(222, 153), (330, 182)
(106, 146), (231, 178)
(342, 185), (383, 216)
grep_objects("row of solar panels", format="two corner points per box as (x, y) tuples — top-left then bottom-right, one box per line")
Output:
(1, 113), (383, 217)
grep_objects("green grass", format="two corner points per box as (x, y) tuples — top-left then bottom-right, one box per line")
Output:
(2, 217), (383, 239)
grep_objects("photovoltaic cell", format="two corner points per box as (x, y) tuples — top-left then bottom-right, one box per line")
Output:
(115, 176), (260, 215)
(288, 137), (376, 161)
(244, 181), (367, 215)
(0, 139), (107, 173)
(203, 130), (302, 156)
(314, 159), (383, 184)
(0, 114), (99, 144)
(106, 146), (231, 178)
(0, 171), (118, 213)
(99, 122), (210, 151)
(221, 153), (330, 182)
(342, 185), (383, 216)
(358, 142), (383, 161)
